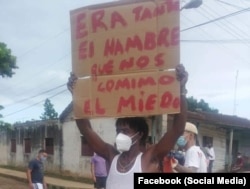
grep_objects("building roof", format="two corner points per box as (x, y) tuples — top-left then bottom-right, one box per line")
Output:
(59, 102), (250, 130)
(187, 111), (250, 129)
(13, 119), (58, 128)
(59, 101), (73, 123)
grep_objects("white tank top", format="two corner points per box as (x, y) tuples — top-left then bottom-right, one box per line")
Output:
(106, 153), (142, 189)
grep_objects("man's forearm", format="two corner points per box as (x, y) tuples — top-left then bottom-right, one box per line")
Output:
(174, 163), (196, 173)
(173, 94), (187, 135)
(26, 170), (32, 184)
(76, 118), (92, 135)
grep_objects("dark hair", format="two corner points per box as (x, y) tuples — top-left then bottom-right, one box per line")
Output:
(115, 117), (149, 146)
(38, 149), (46, 154)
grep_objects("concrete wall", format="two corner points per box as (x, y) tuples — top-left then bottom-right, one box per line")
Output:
(1, 114), (249, 177)
(198, 124), (227, 172)
(1, 121), (61, 173)
(61, 121), (82, 176)
(61, 116), (116, 178)
(61, 115), (168, 178)
(0, 130), (9, 165)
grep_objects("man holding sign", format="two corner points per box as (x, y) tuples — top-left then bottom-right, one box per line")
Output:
(67, 63), (188, 189)
(69, 1), (187, 188)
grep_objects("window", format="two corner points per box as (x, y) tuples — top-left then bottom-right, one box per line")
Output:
(11, 139), (16, 153)
(24, 138), (31, 153)
(45, 138), (54, 155)
(81, 136), (93, 156)
(202, 136), (213, 147)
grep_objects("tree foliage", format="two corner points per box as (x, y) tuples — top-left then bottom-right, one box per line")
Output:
(0, 105), (12, 131)
(40, 99), (58, 120)
(187, 96), (219, 113)
(0, 43), (17, 127)
(0, 42), (18, 78)
(0, 121), (11, 131)
(0, 105), (3, 118)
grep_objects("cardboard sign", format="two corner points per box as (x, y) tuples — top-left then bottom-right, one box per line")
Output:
(73, 70), (180, 118)
(70, 0), (180, 118)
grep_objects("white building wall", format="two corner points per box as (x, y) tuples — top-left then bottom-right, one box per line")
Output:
(90, 118), (116, 145)
(1, 123), (61, 172)
(15, 128), (24, 167)
(161, 114), (168, 134)
(62, 121), (82, 176)
(15, 144), (24, 166)
(62, 118), (116, 178)
(0, 131), (8, 165)
(198, 125), (227, 172)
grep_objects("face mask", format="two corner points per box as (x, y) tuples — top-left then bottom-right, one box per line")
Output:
(176, 136), (187, 147)
(41, 156), (47, 162)
(115, 132), (138, 152)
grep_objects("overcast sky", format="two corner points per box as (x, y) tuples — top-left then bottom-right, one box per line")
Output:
(0, 0), (250, 124)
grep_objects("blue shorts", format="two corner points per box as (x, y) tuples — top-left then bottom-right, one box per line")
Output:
(94, 176), (107, 189)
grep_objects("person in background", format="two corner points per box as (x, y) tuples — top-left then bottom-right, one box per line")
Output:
(173, 122), (207, 173)
(91, 153), (108, 189)
(231, 152), (244, 172)
(205, 142), (215, 172)
(26, 149), (48, 189)
(201, 144), (210, 168)
(67, 64), (188, 189)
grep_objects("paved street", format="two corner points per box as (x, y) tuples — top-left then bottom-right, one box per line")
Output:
(0, 167), (93, 189)
(0, 176), (27, 189)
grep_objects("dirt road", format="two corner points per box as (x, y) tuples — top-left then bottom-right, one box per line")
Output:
(0, 176), (27, 189)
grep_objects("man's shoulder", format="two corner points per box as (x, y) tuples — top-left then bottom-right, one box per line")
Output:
(189, 146), (206, 155)
(188, 145), (199, 151)
(29, 158), (39, 164)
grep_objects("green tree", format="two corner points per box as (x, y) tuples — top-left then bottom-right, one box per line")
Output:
(40, 99), (58, 120)
(187, 96), (219, 113)
(0, 42), (18, 78)
(0, 121), (11, 131)
(0, 42), (17, 129)
(0, 105), (12, 131)
(0, 105), (3, 118)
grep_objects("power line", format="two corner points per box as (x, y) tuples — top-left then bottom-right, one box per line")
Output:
(2, 89), (68, 118)
(201, 4), (250, 45)
(181, 4), (250, 64)
(0, 52), (71, 99)
(216, 0), (244, 9)
(17, 28), (70, 61)
(4, 83), (66, 108)
(181, 39), (250, 43)
(181, 7), (250, 32)
(3, 2), (250, 121)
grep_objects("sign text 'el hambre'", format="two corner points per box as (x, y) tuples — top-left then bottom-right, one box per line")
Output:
(70, 0), (180, 118)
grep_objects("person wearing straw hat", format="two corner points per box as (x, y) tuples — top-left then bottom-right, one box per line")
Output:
(173, 122), (207, 173)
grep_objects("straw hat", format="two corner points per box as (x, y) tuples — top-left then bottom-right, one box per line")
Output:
(185, 122), (198, 134)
